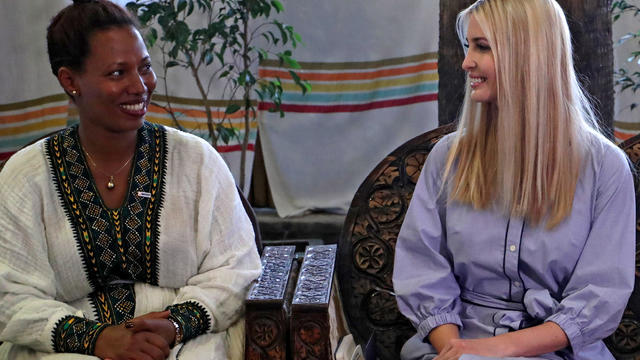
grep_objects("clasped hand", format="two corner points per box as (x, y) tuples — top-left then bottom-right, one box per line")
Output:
(434, 337), (507, 360)
(94, 310), (176, 360)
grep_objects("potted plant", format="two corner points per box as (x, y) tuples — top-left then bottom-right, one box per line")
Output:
(126, 0), (310, 190)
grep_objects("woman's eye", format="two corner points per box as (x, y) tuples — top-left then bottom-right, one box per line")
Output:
(476, 43), (491, 51)
(141, 63), (153, 73)
(109, 70), (123, 77)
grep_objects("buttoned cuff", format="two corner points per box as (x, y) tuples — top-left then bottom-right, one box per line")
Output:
(545, 313), (584, 352)
(417, 312), (463, 341)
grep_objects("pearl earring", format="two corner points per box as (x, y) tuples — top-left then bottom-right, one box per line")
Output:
(71, 90), (78, 95)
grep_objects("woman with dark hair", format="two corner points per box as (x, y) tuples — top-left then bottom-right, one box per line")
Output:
(392, 0), (635, 359)
(0, 1), (261, 359)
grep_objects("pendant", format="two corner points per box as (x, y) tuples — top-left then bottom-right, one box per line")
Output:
(107, 176), (115, 190)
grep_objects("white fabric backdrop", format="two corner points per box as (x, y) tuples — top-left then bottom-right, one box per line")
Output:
(258, 0), (441, 217)
(1, 1), (638, 215)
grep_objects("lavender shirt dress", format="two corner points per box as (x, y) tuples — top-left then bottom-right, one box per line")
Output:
(392, 133), (635, 360)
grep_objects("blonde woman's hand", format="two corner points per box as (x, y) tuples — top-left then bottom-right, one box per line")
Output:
(434, 337), (508, 360)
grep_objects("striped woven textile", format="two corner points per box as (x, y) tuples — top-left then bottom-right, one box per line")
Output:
(145, 95), (257, 154)
(0, 94), (70, 161)
(0, 94), (257, 161)
(259, 52), (438, 114)
(615, 121), (640, 143)
(257, 51), (440, 216)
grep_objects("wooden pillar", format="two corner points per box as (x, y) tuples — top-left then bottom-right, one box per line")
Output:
(438, 0), (474, 126)
(557, 0), (614, 138)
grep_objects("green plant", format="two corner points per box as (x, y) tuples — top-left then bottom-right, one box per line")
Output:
(126, 0), (310, 189)
(612, 0), (640, 111)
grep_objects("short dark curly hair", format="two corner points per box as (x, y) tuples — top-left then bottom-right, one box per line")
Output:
(46, 0), (139, 76)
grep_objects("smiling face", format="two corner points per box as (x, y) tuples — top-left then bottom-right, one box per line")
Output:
(462, 15), (497, 104)
(64, 26), (156, 134)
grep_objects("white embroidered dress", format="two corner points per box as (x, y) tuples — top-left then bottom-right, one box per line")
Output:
(0, 123), (262, 359)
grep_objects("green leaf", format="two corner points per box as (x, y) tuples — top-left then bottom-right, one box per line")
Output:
(177, 0), (188, 13)
(258, 48), (269, 61)
(172, 21), (191, 46)
(289, 70), (301, 84)
(271, 0), (284, 12)
(217, 126), (238, 144)
(166, 60), (180, 68)
(302, 81), (312, 94)
(187, 0), (195, 16)
(283, 55), (300, 69)
(168, 45), (180, 59)
(254, 89), (265, 101)
(146, 27), (158, 48)
(225, 104), (241, 114)
(274, 21), (288, 44)
(205, 51), (214, 65)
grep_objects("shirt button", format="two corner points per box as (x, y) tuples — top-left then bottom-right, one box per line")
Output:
(509, 245), (517, 252)
(513, 281), (521, 287)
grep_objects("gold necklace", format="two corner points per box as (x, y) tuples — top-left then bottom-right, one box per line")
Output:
(82, 145), (134, 190)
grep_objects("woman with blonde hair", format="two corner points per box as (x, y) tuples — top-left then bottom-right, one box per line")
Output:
(392, 0), (635, 359)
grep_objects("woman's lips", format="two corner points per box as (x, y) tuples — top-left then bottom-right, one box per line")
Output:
(469, 76), (487, 90)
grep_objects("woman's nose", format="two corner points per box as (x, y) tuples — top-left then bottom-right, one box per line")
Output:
(128, 74), (147, 95)
(461, 54), (476, 71)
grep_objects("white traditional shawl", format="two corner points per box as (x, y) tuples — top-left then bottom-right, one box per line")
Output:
(0, 124), (261, 359)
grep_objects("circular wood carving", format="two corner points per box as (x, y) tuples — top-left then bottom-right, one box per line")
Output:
(338, 124), (455, 360)
(250, 317), (279, 348)
(294, 320), (327, 360)
(368, 189), (404, 224)
(606, 311), (640, 357)
(354, 238), (389, 275)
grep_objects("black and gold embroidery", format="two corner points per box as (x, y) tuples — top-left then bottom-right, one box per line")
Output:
(167, 301), (212, 342)
(52, 315), (108, 355)
(46, 122), (168, 352)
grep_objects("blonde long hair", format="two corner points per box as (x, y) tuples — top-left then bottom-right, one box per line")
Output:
(443, 0), (600, 228)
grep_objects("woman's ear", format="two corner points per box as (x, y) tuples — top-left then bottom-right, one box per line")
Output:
(57, 66), (79, 96)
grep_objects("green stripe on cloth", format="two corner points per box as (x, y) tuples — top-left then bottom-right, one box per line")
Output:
(0, 94), (68, 112)
(614, 121), (640, 131)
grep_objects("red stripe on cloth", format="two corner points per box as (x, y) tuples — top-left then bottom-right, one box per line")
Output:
(0, 151), (15, 161)
(216, 143), (255, 153)
(258, 93), (438, 113)
(614, 130), (636, 142)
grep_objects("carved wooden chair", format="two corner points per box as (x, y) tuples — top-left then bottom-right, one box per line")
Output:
(337, 124), (640, 359)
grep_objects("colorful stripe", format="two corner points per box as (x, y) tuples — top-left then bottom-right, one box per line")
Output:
(258, 52), (438, 114)
(614, 121), (640, 143)
(0, 94), (256, 161)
